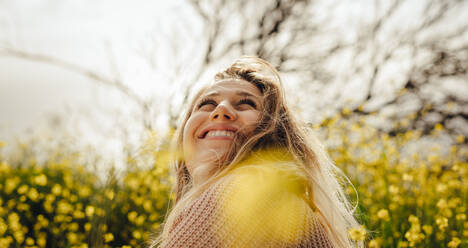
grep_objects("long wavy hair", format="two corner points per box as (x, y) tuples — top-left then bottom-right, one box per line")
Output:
(150, 56), (362, 247)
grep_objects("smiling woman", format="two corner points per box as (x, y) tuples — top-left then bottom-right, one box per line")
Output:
(149, 56), (363, 248)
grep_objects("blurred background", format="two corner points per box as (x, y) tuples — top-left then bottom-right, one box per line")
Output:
(0, 0), (467, 247)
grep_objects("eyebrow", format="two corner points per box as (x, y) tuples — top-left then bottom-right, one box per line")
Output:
(203, 90), (259, 98)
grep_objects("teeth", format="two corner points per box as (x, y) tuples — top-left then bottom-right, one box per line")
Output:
(205, 130), (234, 138)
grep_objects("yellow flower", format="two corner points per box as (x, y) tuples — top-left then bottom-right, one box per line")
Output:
(436, 199), (447, 209)
(456, 214), (466, 221)
(0, 221), (7, 236)
(448, 198), (461, 208)
(57, 201), (73, 215)
(44, 201), (54, 213)
(436, 217), (448, 230)
(404, 230), (424, 245)
(96, 207), (105, 217)
(434, 123), (443, 131)
(342, 107), (351, 115)
(0, 161), (10, 173)
(152, 222), (160, 230)
(64, 174), (73, 187)
(34, 174), (48, 186)
(13, 230), (24, 244)
(67, 232), (78, 244)
(368, 239), (380, 248)
(52, 184), (62, 195)
(398, 240), (409, 247)
(348, 226), (366, 241)
(69, 223), (79, 232)
(84, 223), (92, 232)
(422, 225), (433, 235)
(37, 215), (49, 228)
(0, 237), (13, 247)
(85, 206), (95, 217)
(73, 210), (85, 219)
(97, 225), (107, 233)
(135, 215), (146, 226)
(37, 236), (46, 247)
(126, 177), (140, 190)
(402, 173), (413, 181)
(143, 200), (153, 212)
(62, 188), (70, 198)
(132, 230), (142, 239)
(25, 237), (35, 245)
(448, 237), (461, 248)
(28, 188), (40, 201)
(436, 184), (448, 193)
(408, 215), (419, 224)
(8, 212), (20, 225)
(456, 135), (465, 144)
(78, 186), (91, 198)
(105, 190), (115, 200)
(103, 233), (114, 243)
(388, 185), (399, 194)
(128, 211), (138, 223)
(377, 209), (389, 221)
(17, 184), (29, 195)
(17, 203), (30, 211)
(45, 194), (55, 202)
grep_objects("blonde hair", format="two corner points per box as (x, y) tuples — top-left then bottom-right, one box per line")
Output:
(150, 56), (362, 247)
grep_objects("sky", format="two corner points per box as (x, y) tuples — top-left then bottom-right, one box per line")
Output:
(0, 0), (200, 166)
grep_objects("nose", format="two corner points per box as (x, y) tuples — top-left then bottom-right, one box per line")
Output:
(209, 101), (237, 121)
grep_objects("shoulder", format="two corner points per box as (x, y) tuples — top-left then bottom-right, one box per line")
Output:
(211, 159), (318, 245)
(225, 150), (309, 201)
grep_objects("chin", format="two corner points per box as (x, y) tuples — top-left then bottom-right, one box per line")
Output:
(197, 147), (229, 163)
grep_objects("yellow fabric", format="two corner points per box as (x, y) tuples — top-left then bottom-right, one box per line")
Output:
(162, 158), (334, 248)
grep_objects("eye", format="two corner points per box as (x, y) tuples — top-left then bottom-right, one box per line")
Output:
(197, 98), (217, 110)
(238, 98), (257, 109)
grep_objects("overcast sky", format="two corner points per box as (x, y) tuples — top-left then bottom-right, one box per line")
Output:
(0, 0), (199, 166)
(0, 0), (198, 142)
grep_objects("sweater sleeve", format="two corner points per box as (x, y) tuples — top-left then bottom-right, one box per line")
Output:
(161, 165), (334, 248)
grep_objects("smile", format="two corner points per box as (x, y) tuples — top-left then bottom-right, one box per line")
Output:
(199, 125), (238, 139)
(205, 130), (235, 138)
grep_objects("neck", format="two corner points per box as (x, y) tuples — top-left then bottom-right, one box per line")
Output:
(190, 162), (218, 187)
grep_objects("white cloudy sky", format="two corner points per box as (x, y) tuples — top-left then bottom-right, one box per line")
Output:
(0, 0), (200, 139)
(0, 0), (205, 165)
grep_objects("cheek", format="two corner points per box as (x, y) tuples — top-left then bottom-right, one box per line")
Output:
(240, 111), (262, 133)
(182, 114), (204, 151)
(243, 111), (262, 126)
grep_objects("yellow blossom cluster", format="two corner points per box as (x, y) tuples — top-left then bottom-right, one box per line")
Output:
(320, 112), (467, 247)
(0, 137), (171, 248)
(0, 157), (99, 247)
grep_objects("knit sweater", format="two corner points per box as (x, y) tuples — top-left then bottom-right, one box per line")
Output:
(161, 161), (334, 248)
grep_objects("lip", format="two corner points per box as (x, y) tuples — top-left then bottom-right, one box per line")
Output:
(198, 124), (238, 139)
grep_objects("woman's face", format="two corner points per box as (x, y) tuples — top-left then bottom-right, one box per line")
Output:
(183, 79), (263, 175)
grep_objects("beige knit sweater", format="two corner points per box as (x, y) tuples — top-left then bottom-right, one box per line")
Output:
(161, 161), (334, 248)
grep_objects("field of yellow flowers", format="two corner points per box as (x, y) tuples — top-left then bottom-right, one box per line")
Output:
(0, 113), (466, 247)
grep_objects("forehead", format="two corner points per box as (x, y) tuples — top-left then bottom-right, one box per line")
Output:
(201, 79), (262, 98)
